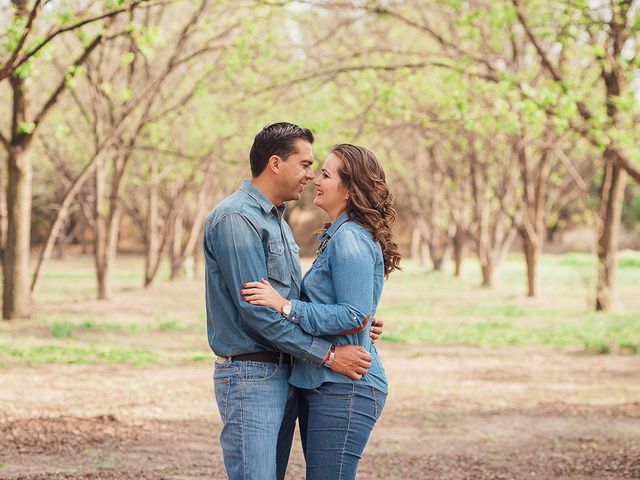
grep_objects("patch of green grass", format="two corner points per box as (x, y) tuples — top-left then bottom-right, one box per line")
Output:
(50, 321), (75, 338)
(79, 318), (97, 329)
(376, 253), (640, 353)
(583, 338), (612, 354)
(190, 353), (210, 362)
(382, 310), (640, 352)
(557, 253), (595, 268)
(620, 341), (639, 353)
(3, 344), (160, 366)
(43, 316), (142, 335)
(159, 321), (180, 331)
(619, 256), (640, 269)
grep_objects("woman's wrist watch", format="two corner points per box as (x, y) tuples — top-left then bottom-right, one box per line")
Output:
(281, 301), (292, 318)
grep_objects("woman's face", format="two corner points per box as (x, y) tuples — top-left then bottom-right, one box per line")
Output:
(313, 153), (349, 221)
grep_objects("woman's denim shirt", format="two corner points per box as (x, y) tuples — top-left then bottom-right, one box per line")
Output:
(287, 213), (388, 394)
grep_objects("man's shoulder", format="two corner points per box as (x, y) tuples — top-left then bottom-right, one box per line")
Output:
(207, 190), (255, 223)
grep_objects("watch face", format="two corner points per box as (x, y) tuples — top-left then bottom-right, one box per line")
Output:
(283, 303), (291, 317)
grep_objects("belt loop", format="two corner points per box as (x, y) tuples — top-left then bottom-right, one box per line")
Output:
(278, 352), (283, 367)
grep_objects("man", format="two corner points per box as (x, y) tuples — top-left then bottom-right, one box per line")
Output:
(204, 122), (379, 479)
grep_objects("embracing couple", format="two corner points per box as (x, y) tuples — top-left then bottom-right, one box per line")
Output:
(203, 122), (401, 479)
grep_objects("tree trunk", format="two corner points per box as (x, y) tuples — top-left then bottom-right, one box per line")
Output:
(170, 206), (184, 280)
(411, 222), (431, 268)
(3, 144), (32, 319)
(477, 202), (492, 287)
(411, 226), (421, 261)
(453, 226), (465, 277)
(480, 262), (494, 287)
(94, 159), (110, 299)
(0, 160), (7, 260)
(3, 62), (33, 319)
(193, 230), (203, 278)
(429, 236), (451, 272)
(54, 217), (69, 259)
(144, 160), (159, 287)
(595, 153), (626, 311)
(521, 230), (539, 297)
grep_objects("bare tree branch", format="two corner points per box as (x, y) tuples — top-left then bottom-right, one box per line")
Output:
(32, 34), (104, 132)
(252, 60), (499, 97)
(0, 0), (44, 81)
(511, 0), (563, 82)
(1, 0), (163, 82)
(0, 130), (9, 152)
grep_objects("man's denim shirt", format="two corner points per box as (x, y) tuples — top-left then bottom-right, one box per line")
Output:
(287, 214), (388, 393)
(204, 180), (330, 366)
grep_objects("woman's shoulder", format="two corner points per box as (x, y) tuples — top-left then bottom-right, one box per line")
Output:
(330, 221), (375, 252)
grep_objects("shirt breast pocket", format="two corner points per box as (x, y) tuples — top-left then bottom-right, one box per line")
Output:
(267, 240), (291, 291)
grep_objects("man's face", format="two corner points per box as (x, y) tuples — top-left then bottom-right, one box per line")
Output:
(278, 139), (315, 202)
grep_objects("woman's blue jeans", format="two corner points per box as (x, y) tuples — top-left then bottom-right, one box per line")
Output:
(298, 382), (387, 479)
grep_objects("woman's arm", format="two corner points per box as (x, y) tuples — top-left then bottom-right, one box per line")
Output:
(242, 228), (376, 336)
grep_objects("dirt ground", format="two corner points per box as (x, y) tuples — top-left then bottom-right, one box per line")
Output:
(1, 344), (639, 479)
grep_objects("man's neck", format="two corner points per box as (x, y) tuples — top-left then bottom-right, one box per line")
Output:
(251, 177), (282, 207)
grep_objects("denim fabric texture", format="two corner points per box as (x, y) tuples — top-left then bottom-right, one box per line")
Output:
(204, 180), (330, 365)
(288, 213), (388, 394)
(213, 358), (297, 480)
(298, 382), (387, 479)
(205, 180), (333, 479)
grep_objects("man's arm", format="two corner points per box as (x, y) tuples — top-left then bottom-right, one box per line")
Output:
(207, 213), (371, 377)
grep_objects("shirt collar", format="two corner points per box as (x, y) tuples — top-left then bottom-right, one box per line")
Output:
(240, 180), (285, 217)
(320, 212), (350, 241)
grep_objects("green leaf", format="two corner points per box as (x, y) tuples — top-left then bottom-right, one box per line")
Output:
(121, 52), (135, 65)
(17, 121), (35, 134)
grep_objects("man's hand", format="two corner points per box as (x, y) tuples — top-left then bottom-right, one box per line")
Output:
(330, 345), (372, 380)
(369, 317), (383, 343)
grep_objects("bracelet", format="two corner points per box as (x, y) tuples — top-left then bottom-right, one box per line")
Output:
(324, 344), (336, 368)
(282, 301), (292, 318)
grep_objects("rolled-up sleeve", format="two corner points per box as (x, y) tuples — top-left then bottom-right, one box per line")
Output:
(208, 213), (330, 365)
(288, 229), (374, 336)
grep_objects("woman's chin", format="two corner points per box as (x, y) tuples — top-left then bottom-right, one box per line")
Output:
(313, 199), (329, 215)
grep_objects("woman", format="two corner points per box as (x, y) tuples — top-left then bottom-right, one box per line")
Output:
(241, 143), (401, 479)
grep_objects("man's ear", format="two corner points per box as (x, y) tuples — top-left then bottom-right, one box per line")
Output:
(268, 155), (282, 174)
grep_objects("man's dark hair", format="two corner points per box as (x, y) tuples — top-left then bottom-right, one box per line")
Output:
(249, 122), (314, 177)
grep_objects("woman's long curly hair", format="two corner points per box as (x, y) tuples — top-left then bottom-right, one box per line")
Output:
(329, 143), (401, 277)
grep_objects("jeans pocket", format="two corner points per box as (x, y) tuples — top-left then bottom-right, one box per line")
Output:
(312, 382), (354, 398)
(214, 377), (231, 422)
(242, 361), (278, 382)
(372, 387), (387, 420)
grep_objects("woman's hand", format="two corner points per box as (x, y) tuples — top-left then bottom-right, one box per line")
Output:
(241, 278), (289, 313)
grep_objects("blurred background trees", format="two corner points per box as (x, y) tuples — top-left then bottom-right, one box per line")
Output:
(1, 0), (638, 319)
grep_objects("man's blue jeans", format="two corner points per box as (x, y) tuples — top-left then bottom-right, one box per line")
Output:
(213, 359), (297, 480)
(298, 382), (387, 479)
